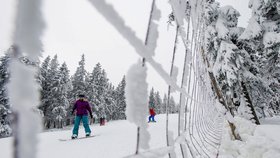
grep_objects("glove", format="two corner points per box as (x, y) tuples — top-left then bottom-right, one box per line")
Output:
(90, 114), (93, 119)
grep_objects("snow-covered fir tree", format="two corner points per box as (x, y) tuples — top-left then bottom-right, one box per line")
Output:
(162, 94), (168, 114)
(70, 54), (87, 104)
(0, 52), (12, 137)
(114, 75), (126, 120)
(148, 88), (163, 114)
(213, 5), (243, 114)
(104, 83), (116, 121)
(169, 96), (177, 113)
(87, 63), (108, 119)
(45, 55), (61, 128)
(100, 69), (109, 119)
(239, 0), (280, 116)
(154, 91), (162, 114)
(204, 0), (220, 68)
(148, 88), (156, 109)
(52, 62), (70, 128)
(204, 1), (261, 123)
(39, 56), (51, 121)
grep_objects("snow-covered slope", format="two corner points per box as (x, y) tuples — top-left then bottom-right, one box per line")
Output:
(1, 114), (279, 158)
(219, 117), (280, 158)
(0, 114), (178, 158)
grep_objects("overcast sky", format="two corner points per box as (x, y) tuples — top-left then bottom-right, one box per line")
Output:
(0, 0), (250, 98)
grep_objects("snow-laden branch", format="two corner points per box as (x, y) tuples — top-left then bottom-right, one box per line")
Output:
(87, 0), (202, 104)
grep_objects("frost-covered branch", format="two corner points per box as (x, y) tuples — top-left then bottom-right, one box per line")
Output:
(125, 60), (150, 150)
(9, 0), (45, 157)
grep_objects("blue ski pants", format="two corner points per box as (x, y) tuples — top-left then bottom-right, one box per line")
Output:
(148, 115), (155, 122)
(72, 115), (91, 135)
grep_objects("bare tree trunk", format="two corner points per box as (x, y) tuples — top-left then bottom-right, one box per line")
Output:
(61, 120), (63, 128)
(241, 81), (260, 125)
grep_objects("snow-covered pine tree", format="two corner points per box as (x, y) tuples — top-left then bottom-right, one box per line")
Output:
(114, 75), (126, 120)
(100, 69), (109, 120)
(46, 55), (61, 128)
(259, 0), (280, 114)
(84, 71), (91, 101)
(162, 94), (168, 114)
(70, 54), (87, 104)
(104, 83), (116, 121)
(238, 0), (269, 118)
(52, 62), (70, 128)
(154, 91), (162, 114)
(239, 0), (280, 116)
(204, 0), (220, 68)
(169, 96), (177, 114)
(215, 4), (262, 123)
(88, 63), (101, 118)
(39, 56), (51, 123)
(0, 52), (12, 137)
(205, 5), (242, 115)
(148, 88), (156, 109)
(203, 1), (261, 127)
(87, 63), (108, 120)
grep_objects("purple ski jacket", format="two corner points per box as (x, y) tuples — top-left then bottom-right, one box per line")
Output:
(72, 99), (93, 117)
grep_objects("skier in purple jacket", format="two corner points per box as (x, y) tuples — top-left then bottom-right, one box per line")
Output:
(71, 94), (93, 139)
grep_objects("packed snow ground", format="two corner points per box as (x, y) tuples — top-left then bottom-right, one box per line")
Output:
(219, 116), (280, 158)
(0, 114), (280, 158)
(0, 114), (178, 158)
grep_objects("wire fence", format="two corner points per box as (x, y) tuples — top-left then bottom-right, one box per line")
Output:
(8, 0), (227, 158)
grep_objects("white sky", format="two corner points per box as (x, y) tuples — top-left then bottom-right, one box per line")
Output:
(0, 0), (250, 98)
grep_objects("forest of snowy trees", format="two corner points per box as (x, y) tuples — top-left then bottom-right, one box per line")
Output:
(204, 0), (280, 124)
(0, 51), (178, 137)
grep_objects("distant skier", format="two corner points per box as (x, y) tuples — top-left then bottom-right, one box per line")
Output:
(148, 108), (156, 122)
(91, 113), (98, 124)
(99, 117), (105, 126)
(99, 111), (106, 126)
(71, 94), (93, 139)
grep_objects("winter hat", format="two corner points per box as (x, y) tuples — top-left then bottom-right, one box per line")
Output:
(78, 94), (85, 98)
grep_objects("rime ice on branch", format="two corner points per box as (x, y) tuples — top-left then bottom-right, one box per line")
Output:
(8, 0), (45, 158)
(125, 60), (150, 150)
